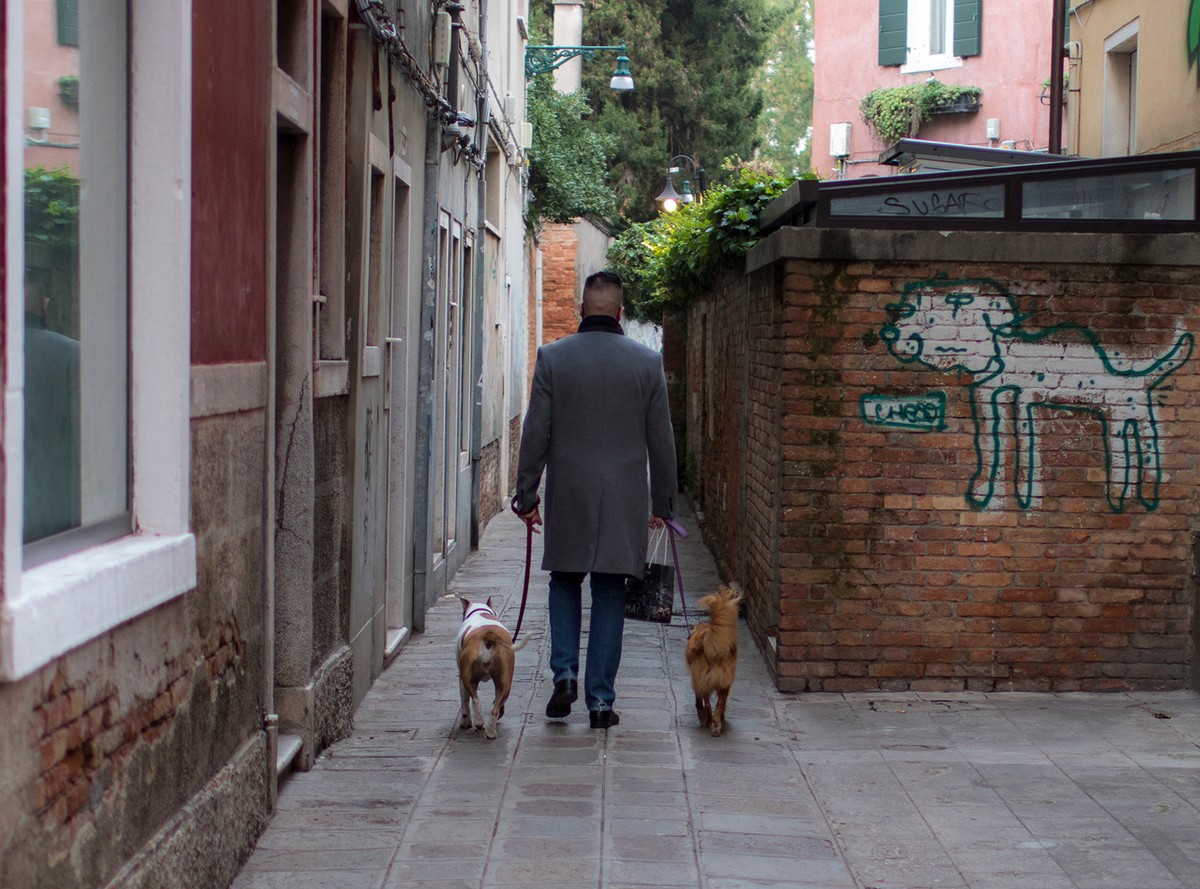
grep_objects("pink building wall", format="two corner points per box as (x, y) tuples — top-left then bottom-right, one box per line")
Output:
(22, 0), (79, 173)
(812, 0), (1057, 179)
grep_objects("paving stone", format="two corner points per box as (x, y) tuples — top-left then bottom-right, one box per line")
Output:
(485, 856), (599, 884)
(606, 833), (694, 862)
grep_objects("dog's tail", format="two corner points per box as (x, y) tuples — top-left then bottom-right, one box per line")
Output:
(1146, 331), (1194, 389)
(702, 584), (744, 624)
(479, 626), (530, 652)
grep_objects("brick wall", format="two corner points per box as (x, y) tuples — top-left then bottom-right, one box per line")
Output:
(687, 229), (1200, 692)
(479, 438), (502, 527)
(539, 224), (582, 344)
(508, 414), (522, 496)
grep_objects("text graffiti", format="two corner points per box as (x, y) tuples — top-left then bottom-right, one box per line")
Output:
(861, 393), (946, 431)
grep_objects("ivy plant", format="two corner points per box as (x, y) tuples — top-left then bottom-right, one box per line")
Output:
(608, 160), (809, 321)
(24, 166), (80, 247)
(859, 80), (982, 145)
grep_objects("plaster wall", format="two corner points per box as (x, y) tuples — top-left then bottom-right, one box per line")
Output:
(812, 0), (1056, 179)
(1068, 0), (1200, 157)
(22, 0), (78, 172)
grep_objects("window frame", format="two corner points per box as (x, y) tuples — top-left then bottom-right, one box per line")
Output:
(901, 0), (963, 74)
(1, 0), (196, 681)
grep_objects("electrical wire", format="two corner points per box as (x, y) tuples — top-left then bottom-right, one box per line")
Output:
(353, 0), (487, 169)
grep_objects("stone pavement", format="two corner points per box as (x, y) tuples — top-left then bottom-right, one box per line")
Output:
(232, 503), (1200, 889)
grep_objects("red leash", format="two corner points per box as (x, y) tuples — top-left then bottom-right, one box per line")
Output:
(510, 501), (536, 643)
(508, 506), (690, 640)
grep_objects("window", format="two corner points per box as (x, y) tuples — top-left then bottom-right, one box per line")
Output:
(24, 0), (128, 561)
(2, 0), (195, 680)
(56, 0), (79, 47)
(879, 0), (981, 71)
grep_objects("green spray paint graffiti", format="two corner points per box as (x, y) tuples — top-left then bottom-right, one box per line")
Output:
(861, 392), (947, 431)
(1190, 0), (1200, 84)
(878, 279), (1193, 512)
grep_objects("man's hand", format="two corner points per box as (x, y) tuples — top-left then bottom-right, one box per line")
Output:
(519, 507), (543, 532)
(648, 515), (666, 529)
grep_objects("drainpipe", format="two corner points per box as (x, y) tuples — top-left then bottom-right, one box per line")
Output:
(470, 0), (489, 547)
(1049, 0), (1066, 154)
(262, 55), (279, 810)
(411, 106), (442, 632)
(535, 248), (544, 348)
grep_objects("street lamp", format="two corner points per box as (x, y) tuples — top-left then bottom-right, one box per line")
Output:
(655, 155), (707, 213)
(524, 44), (635, 90)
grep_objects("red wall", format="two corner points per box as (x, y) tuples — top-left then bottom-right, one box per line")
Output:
(190, 2), (269, 364)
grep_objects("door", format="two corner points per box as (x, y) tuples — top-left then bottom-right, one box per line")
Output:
(347, 138), (391, 706)
(385, 164), (414, 655)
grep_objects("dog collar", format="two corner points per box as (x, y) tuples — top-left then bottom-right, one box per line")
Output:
(463, 603), (495, 621)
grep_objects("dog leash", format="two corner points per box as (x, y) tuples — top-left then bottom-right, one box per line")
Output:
(509, 504), (690, 639)
(510, 498), (535, 644)
(665, 518), (691, 633)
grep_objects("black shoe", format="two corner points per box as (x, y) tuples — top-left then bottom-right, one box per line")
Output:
(545, 679), (578, 718)
(589, 709), (620, 729)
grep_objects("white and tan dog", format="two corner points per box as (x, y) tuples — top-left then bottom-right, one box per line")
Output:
(457, 597), (527, 739)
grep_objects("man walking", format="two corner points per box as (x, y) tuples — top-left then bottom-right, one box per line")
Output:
(512, 270), (677, 729)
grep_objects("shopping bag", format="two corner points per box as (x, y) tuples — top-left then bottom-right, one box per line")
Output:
(625, 527), (674, 623)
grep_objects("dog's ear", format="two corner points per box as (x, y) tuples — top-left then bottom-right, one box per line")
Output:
(486, 595), (494, 610)
(460, 596), (471, 617)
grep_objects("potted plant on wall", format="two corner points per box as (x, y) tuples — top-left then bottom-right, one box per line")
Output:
(57, 75), (79, 109)
(860, 80), (982, 145)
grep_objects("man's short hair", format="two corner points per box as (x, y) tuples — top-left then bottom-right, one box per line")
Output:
(585, 270), (622, 291)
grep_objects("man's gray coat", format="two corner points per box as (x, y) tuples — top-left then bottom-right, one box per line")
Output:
(514, 325), (677, 577)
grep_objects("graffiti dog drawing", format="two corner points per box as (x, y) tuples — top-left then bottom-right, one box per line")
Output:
(880, 279), (1193, 511)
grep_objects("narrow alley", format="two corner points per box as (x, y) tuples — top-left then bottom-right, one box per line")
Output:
(231, 505), (1200, 889)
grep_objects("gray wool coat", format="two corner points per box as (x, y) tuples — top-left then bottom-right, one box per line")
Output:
(513, 321), (677, 577)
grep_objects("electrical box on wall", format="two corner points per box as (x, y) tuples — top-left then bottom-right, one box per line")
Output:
(520, 121), (533, 149)
(434, 11), (452, 67)
(986, 118), (1001, 141)
(28, 107), (51, 131)
(830, 122), (851, 158)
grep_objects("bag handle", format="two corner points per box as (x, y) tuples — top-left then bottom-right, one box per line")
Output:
(648, 525), (668, 563)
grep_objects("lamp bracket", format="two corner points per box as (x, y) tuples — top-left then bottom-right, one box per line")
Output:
(524, 44), (626, 77)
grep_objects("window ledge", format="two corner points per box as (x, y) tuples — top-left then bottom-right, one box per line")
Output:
(1, 532), (197, 680)
(901, 55), (964, 75)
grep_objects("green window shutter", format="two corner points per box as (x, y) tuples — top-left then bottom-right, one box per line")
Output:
(953, 0), (982, 57)
(56, 0), (79, 47)
(879, 0), (909, 66)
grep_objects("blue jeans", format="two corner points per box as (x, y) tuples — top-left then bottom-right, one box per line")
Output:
(548, 571), (627, 712)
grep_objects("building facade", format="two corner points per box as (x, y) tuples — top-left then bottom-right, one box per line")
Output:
(0, 1), (532, 886)
(1066, 0), (1200, 157)
(812, 0), (1058, 178)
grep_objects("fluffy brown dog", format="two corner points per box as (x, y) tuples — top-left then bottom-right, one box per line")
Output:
(685, 584), (743, 737)
(457, 597), (527, 739)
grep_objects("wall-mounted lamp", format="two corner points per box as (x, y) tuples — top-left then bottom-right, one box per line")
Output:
(654, 155), (706, 213)
(524, 44), (635, 90)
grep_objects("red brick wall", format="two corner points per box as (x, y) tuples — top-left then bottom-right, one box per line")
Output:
(539, 224), (581, 344)
(689, 233), (1200, 692)
(478, 438), (502, 528)
(508, 414), (521, 496)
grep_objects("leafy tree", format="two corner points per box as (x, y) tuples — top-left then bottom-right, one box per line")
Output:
(608, 160), (804, 320)
(525, 75), (617, 231)
(24, 166), (79, 247)
(534, 0), (782, 222)
(753, 0), (814, 177)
